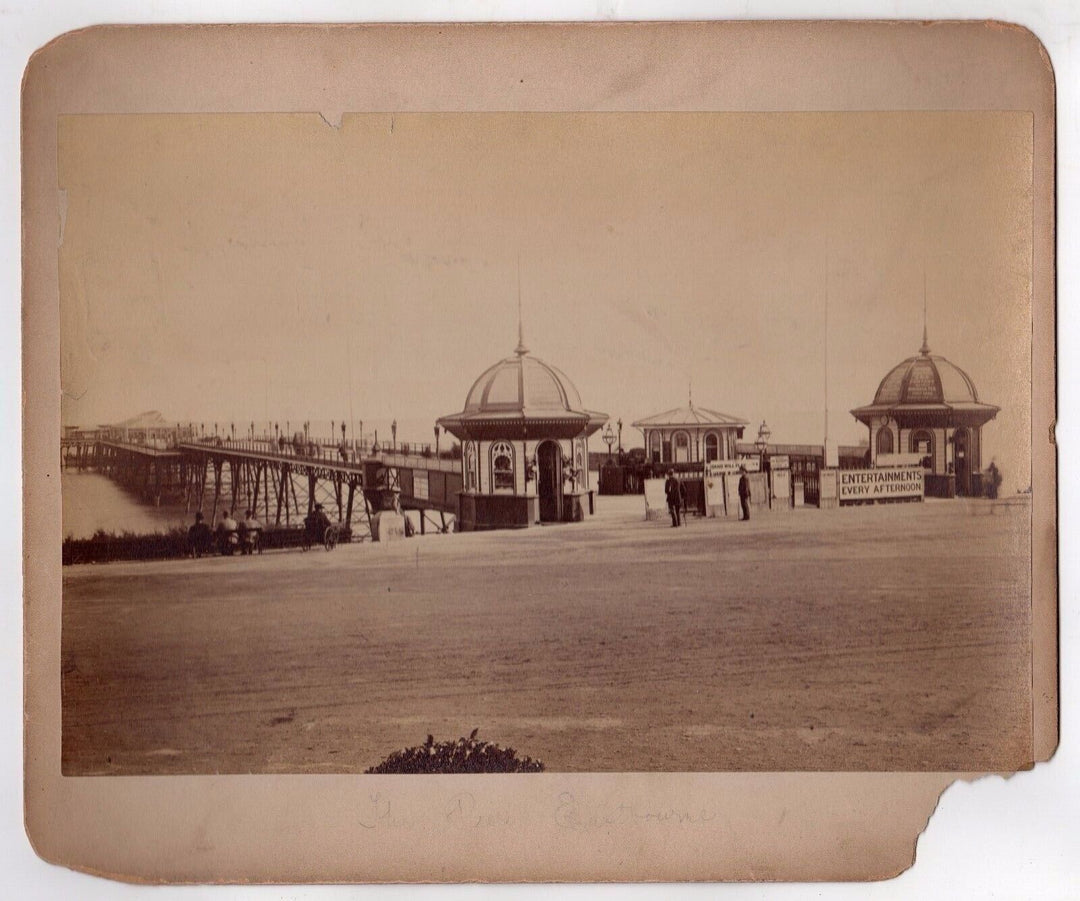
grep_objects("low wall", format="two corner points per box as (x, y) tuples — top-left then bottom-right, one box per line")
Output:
(456, 493), (538, 531)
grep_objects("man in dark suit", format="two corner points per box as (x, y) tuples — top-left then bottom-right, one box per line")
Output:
(738, 466), (751, 521)
(664, 470), (681, 528)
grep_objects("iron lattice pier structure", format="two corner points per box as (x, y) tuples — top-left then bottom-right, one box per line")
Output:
(63, 438), (463, 539)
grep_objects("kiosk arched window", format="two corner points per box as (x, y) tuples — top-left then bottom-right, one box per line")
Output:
(910, 429), (934, 469)
(491, 441), (515, 492)
(649, 431), (661, 463)
(875, 427), (894, 456)
(674, 431), (690, 463)
(704, 432), (719, 462)
(464, 441), (477, 491)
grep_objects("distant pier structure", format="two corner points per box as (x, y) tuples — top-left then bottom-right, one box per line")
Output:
(62, 425), (464, 539)
(437, 332), (607, 530)
(850, 326), (999, 498)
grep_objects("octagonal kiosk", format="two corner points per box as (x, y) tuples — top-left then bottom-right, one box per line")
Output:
(850, 328), (999, 498)
(437, 337), (607, 531)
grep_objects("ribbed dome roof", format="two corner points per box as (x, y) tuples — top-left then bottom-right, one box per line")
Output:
(464, 353), (585, 414)
(873, 352), (980, 405)
(851, 327), (999, 429)
(437, 334), (607, 441)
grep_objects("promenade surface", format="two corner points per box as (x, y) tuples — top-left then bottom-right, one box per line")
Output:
(62, 495), (1032, 774)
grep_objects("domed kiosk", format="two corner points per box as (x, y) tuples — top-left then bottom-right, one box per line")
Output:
(850, 326), (999, 497)
(437, 331), (608, 530)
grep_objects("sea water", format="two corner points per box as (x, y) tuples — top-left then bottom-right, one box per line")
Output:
(62, 471), (191, 539)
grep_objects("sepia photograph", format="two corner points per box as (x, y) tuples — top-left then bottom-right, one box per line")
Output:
(58, 108), (1036, 777)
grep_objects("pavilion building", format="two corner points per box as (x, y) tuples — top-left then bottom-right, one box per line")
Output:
(632, 403), (748, 465)
(436, 330), (607, 530)
(850, 326), (999, 497)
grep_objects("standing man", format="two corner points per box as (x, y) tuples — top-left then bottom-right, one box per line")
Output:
(738, 466), (752, 522)
(664, 470), (682, 528)
(188, 511), (212, 558)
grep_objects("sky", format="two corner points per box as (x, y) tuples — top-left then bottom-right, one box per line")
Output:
(59, 111), (1032, 489)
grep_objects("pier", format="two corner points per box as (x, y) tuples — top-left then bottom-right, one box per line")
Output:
(62, 434), (463, 539)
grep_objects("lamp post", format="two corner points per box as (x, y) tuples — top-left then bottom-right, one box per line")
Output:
(755, 420), (772, 506)
(755, 420), (771, 466)
(602, 423), (615, 461)
(617, 418), (623, 456)
(434, 424), (441, 457)
(391, 419), (397, 451)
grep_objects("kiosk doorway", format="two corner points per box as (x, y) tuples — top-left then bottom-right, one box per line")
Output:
(954, 428), (971, 496)
(537, 441), (563, 523)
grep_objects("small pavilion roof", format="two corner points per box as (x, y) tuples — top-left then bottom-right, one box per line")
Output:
(632, 405), (748, 430)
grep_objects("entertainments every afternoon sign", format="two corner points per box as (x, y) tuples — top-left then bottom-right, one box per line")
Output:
(838, 467), (924, 503)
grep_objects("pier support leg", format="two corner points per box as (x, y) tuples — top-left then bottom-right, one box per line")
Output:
(211, 462), (222, 522)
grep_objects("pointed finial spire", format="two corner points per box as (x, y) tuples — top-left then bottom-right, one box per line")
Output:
(920, 270), (931, 355)
(514, 254), (529, 356)
(688, 377), (693, 410)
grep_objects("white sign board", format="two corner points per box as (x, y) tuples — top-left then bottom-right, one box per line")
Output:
(703, 470), (726, 516)
(876, 452), (924, 468)
(770, 455), (790, 470)
(643, 478), (668, 521)
(706, 459), (759, 477)
(838, 467), (924, 502)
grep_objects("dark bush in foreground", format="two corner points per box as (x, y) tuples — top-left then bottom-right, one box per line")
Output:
(62, 524), (352, 565)
(365, 729), (545, 774)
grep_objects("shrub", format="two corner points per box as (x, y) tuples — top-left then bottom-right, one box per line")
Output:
(365, 729), (544, 774)
(61, 523), (353, 565)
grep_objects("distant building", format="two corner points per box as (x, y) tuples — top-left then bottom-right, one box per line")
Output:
(437, 332), (607, 530)
(632, 404), (748, 465)
(850, 327), (999, 497)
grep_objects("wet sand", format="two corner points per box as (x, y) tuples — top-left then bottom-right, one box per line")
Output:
(62, 496), (1032, 774)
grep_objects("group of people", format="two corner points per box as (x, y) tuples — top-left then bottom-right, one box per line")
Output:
(664, 466), (753, 527)
(188, 508), (264, 557)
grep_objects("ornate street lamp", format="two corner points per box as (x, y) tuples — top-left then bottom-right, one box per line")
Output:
(755, 420), (771, 468)
(391, 419), (397, 450)
(617, 418), (623, 455)
(434, 424), (441, 456)
(602, 423), (615, 460)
